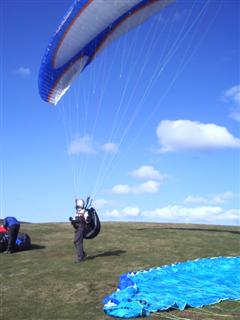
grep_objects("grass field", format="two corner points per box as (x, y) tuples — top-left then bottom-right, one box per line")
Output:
(1, 222), (240, 320)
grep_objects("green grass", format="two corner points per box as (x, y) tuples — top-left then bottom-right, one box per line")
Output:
(1, 222), (240, 320)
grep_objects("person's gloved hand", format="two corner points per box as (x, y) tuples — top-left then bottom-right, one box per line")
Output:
(69, 217), (73, 221)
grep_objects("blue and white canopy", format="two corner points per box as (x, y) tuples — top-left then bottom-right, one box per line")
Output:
(39, 0), (174, 105)
(103, 256), (240, 318)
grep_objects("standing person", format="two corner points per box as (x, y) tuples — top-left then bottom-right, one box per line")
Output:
(69, 199), (90, 263)
(3, 216), (20, 253)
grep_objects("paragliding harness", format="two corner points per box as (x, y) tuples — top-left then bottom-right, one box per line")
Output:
(70, 197), (101, 240)
(0, 232), (8, 252)
(84, 207), (101, 239)
(0, 231), (31, 252)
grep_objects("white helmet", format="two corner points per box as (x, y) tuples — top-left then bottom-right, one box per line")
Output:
(75, 198), (85, 209)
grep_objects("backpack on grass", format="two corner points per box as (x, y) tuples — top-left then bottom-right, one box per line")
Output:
(0, 232), (31, 252)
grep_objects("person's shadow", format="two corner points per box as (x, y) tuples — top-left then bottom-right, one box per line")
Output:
(86, 250), (126, 260)
(29, 244), (46, 250)
(9, 244), (46, 254)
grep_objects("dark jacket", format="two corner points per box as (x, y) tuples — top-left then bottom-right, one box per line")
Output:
(70, 216), (86, 229)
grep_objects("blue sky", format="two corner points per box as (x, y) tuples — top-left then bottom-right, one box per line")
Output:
(0, 0), (239, 225)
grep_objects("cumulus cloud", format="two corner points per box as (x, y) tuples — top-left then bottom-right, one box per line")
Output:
(111, 184), (130, 194)
(156, 120), (240, 152)
(111, 180), (160, 194)
(15, 67), (31, 78)
(184, 195), (208, 204)
(223, 85), (240, 122)
(104, 206), (141, 218)
(210, 192), (237, 205)
(129, 165), (164, 180)
(68, 137), (119, 155)
(230, 110), (240, 122)
(184, 192), (237, 205)
(223, 85), (240, 106)
(102, 204), (239, 225)
(101, 143), (118, 154)
(68, 136), (97, 155)
(93, 198), (116, 209)
(141, 205), (239, 225)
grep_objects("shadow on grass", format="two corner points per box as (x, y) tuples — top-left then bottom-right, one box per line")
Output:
(163, 227), (240, 235)
(86, 249), (126, 260)
(133, 227), (240, 235)
(3, 244), (46, 254)
(29, 244), (46, 250)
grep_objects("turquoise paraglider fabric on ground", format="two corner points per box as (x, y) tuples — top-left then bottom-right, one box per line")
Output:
(103, 257), (240, 318)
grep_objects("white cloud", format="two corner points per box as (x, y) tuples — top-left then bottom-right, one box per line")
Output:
(68, 137), (119, 155)
(223, 85), (240, 122)
(184, 195), (208, 204)
(223, 85), (240, 106)
(102, 204), (239, 225)
(93, 198), (115, 209)
(111, 180), (160, 194)
(133, 181), (160, 194)
(142, 205), (239, 225)
(68, 136), (97, 155)
(129, 165), (164, 180)
(101, 143), (118, 154)
(229, 110), (240, 122)
(157, 120), (240, 152)
(210, 192), (237, 205)
(15, 67), (31, 78)
(104, 206), (141, 218)
(111, 184), (131, 194)
(184, 192), (237, 205)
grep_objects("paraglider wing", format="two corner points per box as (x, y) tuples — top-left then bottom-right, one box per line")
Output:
(38, 0), (174, 105)
(103, 257), (240, 318)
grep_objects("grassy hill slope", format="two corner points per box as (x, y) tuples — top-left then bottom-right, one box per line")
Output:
(1, 222), (240, 320)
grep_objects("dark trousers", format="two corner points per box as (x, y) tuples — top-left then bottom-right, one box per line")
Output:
(7, 224), (20, 252)
(74, 222), (85, 261)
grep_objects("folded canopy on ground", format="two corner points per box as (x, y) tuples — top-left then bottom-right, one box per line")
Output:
(103, 256), (240, 318)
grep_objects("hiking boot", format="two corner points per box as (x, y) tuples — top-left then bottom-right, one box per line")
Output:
(75, 259), (85, 263)
(75, 253), (87, 263)
(3, 250), (12, 254)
